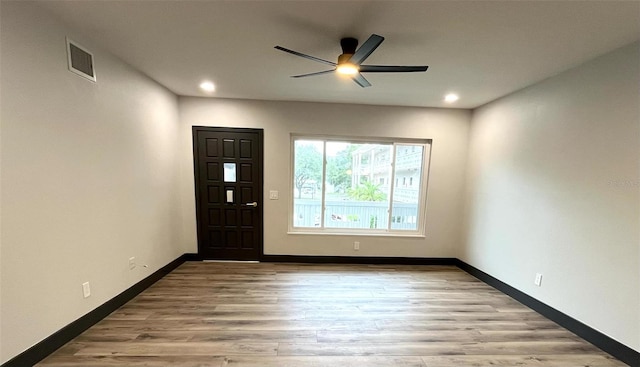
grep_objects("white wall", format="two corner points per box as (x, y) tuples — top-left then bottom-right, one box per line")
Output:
(463, 42), (640, 351)
(179, 98), (471, 258)
(0, 2), (182, 363)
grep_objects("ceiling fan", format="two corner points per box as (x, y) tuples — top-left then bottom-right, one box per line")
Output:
(275, 34), (428, 88)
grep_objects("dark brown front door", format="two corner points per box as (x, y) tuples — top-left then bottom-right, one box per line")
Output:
(193, 127), (263, 260)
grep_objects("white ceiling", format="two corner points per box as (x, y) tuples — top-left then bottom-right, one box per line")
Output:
(39, 1), (639, 109)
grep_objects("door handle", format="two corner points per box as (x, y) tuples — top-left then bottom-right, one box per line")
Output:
(245, 202), (258, 207)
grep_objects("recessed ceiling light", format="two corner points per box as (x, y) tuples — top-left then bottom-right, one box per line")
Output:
(199, 81), (215, 93)
(444, 93), (459, 103)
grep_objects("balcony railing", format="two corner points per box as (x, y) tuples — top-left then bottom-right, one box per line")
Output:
(293, 199), (419, 230)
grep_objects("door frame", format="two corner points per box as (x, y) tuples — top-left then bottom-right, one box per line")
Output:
(192, 126), (264, 260)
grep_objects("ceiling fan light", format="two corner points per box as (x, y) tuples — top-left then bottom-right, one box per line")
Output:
(336, 63), (359, 75)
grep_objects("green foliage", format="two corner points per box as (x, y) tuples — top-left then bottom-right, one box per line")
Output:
(369, 215), (378, 229)
(326, 145), (356, 193)
(294, 143), (323, 198)
(347, 181), (386, 202)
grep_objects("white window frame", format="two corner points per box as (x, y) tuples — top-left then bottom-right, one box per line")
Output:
(289, 134), (432, 237)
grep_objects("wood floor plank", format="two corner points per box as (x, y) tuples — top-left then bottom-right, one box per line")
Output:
(316, 329), (483, 343)
(74, 342), (278, 356)
(374, 320), (559, 331)
(220, 356), (427, 366)
(421, 354), (627, 366)
(73, 333), (141, 343)
(37, 355), (225, 367)
(90, 319), (380, 332)
(475, 329), (581, 342)
(131, 330), (318, 343)
(35, 262), (624, 367)
(277, 340), (601, 356)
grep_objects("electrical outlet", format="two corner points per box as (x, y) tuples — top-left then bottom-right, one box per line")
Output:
(82, 282), (91, 298)
(129, 257), (136, 270)
(534, 273), (543, 287)
(354, 241), (360, 251)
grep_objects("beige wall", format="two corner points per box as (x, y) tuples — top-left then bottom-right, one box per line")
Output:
(0, 2), (182, 363)
(463, 42), (640, 350)
(2, 1), (638, 363)
(178, 98), (471, 258)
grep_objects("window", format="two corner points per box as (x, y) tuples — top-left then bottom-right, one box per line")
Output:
(291, 136), (431, 235)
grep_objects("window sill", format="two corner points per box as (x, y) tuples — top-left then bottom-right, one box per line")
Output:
(287, 230), (426, 239)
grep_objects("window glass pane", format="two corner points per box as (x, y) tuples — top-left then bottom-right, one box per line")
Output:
(291, 136), (429, 235)
(325, 142), (391, 230)
(293, 140), (324, 228)
(223, 163), (236, 182)
(391, 144), (423, 230)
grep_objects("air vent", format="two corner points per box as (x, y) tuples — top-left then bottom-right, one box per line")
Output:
(66, 38), (96, 82)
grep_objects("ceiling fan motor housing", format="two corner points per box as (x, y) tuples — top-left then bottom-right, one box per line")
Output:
(339, 37), (358, 65)
(340, 37), (358, 54)
(338, 53), (354, 65)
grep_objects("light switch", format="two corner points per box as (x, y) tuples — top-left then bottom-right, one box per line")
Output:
(269, 190), (279, 200)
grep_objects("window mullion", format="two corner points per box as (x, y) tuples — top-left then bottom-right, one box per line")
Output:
(386, 144), (397, 231)
(320, 140), (327, 229)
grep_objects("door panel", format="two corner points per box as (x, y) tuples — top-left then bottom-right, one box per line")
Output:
(193, 127), (263, 260)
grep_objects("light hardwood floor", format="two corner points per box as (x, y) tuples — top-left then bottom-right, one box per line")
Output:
(37, 262), (626, 366)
